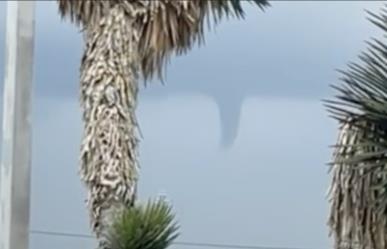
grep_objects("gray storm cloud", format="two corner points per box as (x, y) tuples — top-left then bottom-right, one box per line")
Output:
(1, 1), (385, 150)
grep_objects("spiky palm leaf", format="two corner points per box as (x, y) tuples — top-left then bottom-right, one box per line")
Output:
(57, 0), (269, 80)
(325, 5), (387, 249)
(106, 199), (179, 249)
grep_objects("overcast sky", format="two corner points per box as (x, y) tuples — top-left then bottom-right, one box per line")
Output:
(0, 1), (386, 249)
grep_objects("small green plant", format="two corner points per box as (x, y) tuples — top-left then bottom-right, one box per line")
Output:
(106, 199), (179, 249)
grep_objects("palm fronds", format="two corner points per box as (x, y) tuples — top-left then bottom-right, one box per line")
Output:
(106, 199), (179, 249)
(57, 0), (269, 80)
(325, 5), (387, 249)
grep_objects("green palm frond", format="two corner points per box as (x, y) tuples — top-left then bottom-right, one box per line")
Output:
(326, 5), (387, 178)
(326, 5), (387, 249)
(57, 0), (269, 80)
(106, 199), (179, 249)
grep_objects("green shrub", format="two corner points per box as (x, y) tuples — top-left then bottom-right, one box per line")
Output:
(106, 199), (179, 249)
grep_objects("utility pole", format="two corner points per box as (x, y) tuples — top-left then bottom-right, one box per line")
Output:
(0, 2), (35, 249)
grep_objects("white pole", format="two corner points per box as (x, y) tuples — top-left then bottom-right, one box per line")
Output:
(0, 2), (35, 249)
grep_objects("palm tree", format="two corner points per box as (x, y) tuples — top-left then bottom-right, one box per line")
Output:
(326, 5), (387, 249)
(56, 1), (269, 248)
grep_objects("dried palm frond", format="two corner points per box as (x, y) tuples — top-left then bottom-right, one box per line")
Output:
(57, 0), (269, 80)
(327, 119), (387, 249)
(325, 5), (387, 249)
(78, 5), (142, 245)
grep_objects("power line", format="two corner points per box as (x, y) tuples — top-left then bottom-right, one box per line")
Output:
(173, 241), (314, 249)
(31, 230), (92, 239)
(30, 229), (317, 249)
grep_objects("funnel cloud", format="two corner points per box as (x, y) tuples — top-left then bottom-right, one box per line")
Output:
(215, 93), (243, 148)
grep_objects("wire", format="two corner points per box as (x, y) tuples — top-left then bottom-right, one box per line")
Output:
(31, 230), (92, 239)
(30, 229), (317, 249)
(173, 241), (313, 249)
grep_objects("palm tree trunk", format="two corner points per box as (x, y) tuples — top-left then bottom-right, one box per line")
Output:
(328, 121), (387, 249)
(79, 5), (140, 248)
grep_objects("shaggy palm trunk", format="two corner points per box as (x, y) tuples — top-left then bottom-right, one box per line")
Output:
(328, 121), (387, 249)
(79, 5), (140, 248)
